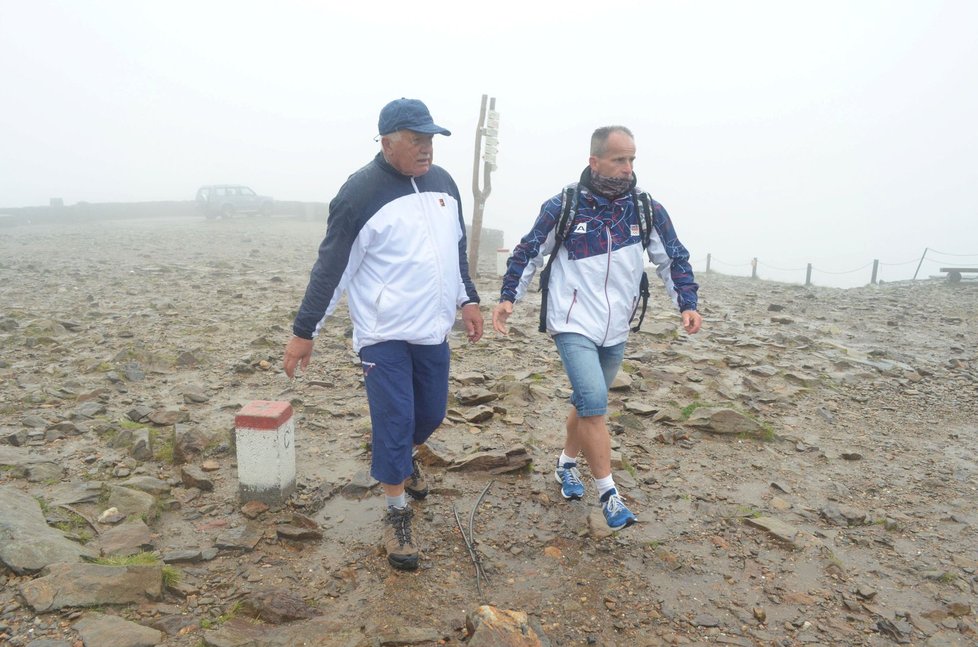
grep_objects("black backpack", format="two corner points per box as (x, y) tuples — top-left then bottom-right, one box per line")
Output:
(538, 184), (654, 333)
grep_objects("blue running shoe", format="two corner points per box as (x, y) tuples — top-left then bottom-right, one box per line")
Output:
(600, 489), (637, 530)
(554, 462), (585, 500)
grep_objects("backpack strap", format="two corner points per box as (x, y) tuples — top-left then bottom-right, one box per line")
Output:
(557, 184), (578, 243)
(634, 190), (653, 248)
(630, 191), (654, 332)
(631, 272), (651, 333)
(539, 184), (578, 333)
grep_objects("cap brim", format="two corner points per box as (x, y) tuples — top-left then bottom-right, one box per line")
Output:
(407, 124), (452, 136)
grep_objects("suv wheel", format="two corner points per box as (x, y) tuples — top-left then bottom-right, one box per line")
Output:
(221, 204), (235, 219)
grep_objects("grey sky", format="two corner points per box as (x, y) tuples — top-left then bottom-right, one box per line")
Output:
(2, 0), (976, 287)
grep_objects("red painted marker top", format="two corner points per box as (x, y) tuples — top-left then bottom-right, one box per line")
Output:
(235, 400), (293, 430)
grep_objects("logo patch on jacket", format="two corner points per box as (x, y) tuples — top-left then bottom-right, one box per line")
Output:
(574, 223), (587, 234)
(438, 198), (445, 207)
(631, 224), (639, 236)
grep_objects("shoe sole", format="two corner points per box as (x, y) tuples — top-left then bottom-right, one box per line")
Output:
(554, 472), (583, 501)
(387, 554), (419, 570)
(405, 486), (428, 500)
(607, 516), (638, 531)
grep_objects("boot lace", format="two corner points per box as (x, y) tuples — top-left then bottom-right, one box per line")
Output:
(604, 492), (626, 514)
(388, 508), (414, 547)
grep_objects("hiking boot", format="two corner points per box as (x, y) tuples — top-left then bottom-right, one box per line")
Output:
(383, 506), (419, 570)
(554, 462), (585, 500)
(405, 457), (429, 500)
(600, 488), (637, 530)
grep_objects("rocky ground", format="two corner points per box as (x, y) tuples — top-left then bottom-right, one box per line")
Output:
(1, 214), (976, 647)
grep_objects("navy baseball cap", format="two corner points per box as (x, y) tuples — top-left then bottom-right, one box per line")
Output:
(378, 98), (451, 137)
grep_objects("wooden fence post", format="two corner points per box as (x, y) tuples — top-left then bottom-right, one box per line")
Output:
(806, 263), (812, 286)
(913, 248), (928, 280)
(871, 259), (879, 284)
(751, 257), (758, 279)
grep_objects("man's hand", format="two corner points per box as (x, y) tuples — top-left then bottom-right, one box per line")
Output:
(682, 310), (703, 335)
(283, 336), (314, 378)
(461, 303), (484, 342)
(492, 300), (514, 335)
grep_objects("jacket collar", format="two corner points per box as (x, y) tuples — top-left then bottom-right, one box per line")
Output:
(374, 152), (412, 178)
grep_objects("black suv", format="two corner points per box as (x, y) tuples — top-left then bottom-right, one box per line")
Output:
(196, 185), (274, 218)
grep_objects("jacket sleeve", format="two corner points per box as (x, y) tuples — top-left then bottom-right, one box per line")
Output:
(292, 194), (363, 339)
(499, 195), (561, 303)
(646, 200), (699, 312)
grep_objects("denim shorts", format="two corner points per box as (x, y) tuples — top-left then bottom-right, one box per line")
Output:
(552, 333), (625, 417)
(359, 340), (450, 485)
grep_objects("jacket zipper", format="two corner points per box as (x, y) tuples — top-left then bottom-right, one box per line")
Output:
(600, 225), (612, 345)
(565, 289), (578, 323)
(412, 177), (448, 320)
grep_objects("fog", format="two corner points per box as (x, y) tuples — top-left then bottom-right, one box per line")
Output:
(2, 0), (976, 287)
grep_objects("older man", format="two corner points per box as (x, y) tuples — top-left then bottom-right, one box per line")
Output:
(284, 98), (483, 570)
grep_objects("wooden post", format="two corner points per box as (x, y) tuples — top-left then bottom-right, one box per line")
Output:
(751, 257), (758, 279)
(705, 253), (711, 272)
(871, 259), (879, 284)
(806, 263), (812, 286)
(468, 95), (498, 279)
(912, 248), (928, 280)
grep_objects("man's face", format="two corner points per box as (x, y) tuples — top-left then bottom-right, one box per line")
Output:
(589, 131), (636, 178)
(383, 130), (435, 177)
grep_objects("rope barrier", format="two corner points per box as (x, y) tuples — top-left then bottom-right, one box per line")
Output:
(757, 260), (807, 272)
(878, 258), (921, 266)
(709, 257), (752, 267)
(700, 248), (976, 287)
(810, 261), (875, 275)
(927, 249), (978, 258)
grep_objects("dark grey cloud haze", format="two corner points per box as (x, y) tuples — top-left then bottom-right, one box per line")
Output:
(2, 0), (976, 287)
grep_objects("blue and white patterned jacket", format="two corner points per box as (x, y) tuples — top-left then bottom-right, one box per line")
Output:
(500, 168), (697, 346)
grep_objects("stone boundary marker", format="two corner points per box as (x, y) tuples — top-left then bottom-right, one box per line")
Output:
(234, 400), (296, 506)
(496, 248), (510, 276)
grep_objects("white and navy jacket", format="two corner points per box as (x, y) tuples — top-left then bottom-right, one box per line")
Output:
(293, 153), (480, 353)
(501, 169), (698, 347)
